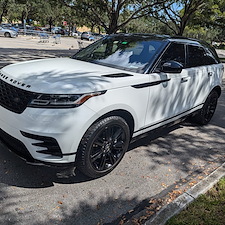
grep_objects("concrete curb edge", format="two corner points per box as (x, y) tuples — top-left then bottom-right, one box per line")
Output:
(144, 162), (225, 225)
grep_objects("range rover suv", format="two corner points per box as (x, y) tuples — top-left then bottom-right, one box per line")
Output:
(0, 34), (224, 178)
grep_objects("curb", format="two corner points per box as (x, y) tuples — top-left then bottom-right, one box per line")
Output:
(144, 162), (225, 225)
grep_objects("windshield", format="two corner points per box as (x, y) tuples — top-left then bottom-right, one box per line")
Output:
(73, 35), (166, 73)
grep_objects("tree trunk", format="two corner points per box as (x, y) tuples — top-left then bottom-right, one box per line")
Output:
(91, 23), (94, 32)
(0, 13), (3, 24)
(49, 17), (53, 32)
(21, 11), (26, 24)
(178, 19), (188, 36)
(108, 12), (119, 34)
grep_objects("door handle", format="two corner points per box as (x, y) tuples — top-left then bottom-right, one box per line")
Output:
(181, 77), (190, 82)
(208, 72), (213, 77)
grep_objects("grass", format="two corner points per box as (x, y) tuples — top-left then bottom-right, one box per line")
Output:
(166, 177), (225, 225)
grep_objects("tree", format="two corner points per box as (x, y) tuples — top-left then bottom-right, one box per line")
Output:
(121, 16), (173, 35)
(0, 0), (15, 23)
(151, 0), (206, 36)
(61, 0), (171, 34)
(11, 0), (44, 25)
(190, 0), (225, 41)
(12, 0), (66, 29)
(37, 1), (65, 30)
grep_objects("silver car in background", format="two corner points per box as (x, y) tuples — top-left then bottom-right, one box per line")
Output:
(0, 26), (18, 38)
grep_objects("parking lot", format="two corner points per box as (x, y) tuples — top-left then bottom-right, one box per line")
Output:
(0, 36), (225, 225)
(0, 35), (91, 67)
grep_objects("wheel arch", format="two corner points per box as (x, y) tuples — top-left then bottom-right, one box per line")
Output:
(94, 110), (135, 138)
(212, 86), (221, 97)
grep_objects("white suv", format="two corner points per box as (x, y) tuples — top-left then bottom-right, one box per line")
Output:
(0, 34), (224, 178)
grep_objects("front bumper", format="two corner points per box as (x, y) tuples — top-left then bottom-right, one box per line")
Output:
(0, 128), (34, 162)
(0, 104), (97, 165)
(10, 32), (18, 38)
(0, 128), (75, 167)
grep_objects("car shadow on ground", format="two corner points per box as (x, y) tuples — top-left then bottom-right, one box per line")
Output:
(0, 122), (181, 189)
(0, 112), (224, 190)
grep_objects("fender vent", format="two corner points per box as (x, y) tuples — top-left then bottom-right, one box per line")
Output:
(102, 73), (133, 78)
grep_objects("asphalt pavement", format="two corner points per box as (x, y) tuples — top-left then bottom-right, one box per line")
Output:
(0, 36), (225, 225)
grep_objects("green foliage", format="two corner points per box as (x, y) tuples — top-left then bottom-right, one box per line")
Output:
(0, 0), (16, 23)
(122, 16), (173, 35)
(0, 0), (224, 42)
(62, 0), (171, 34)
(184, 26), (220, 43)
(190, 0), (225, 41)
(151, 0), (206, 36)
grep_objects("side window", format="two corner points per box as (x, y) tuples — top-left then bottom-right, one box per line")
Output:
(187, 45), (217, 67)
(204, 48), (218, 65)
(157, 43), (185, 69)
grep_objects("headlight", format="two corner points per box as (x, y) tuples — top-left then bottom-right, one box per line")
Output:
(28, 91), (106, 108)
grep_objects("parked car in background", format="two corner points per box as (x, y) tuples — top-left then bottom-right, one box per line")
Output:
(71, 31), (82, 37)
(81, 32), (104, 41)
(92, 33), (104, 41)
(0, 26), (18, 37)
(51, 27), (61, 33)
(1, 24), (18, 32)
(0, 33), (223, 178)
(51, 27), (66, 35)
(14, 23), (24, 29)
(55, 28), (66, 35)
(81, 31), (93, 40)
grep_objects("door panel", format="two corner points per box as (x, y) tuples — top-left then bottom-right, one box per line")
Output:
(144, 70), (190, 127)
(144, 42), (189, 127)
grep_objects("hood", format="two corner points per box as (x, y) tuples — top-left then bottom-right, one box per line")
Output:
(0, 58), (147, 94)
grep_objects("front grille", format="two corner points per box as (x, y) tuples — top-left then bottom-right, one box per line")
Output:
(0, 79), (36, 114)
(0, 128), (34, 162)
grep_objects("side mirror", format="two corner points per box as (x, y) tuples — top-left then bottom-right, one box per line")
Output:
(161, 60), (183, 73)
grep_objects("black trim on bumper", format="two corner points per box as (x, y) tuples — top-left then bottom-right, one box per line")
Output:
(0, 129), (76, 168)
(0, 128), (35, 162)
(26, 159), (76, 168)
(21, 131), (63, 157)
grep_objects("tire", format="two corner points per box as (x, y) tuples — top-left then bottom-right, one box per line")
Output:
(4, 32), (11, 38)
(76, 116), (130, 178)
(192, 91), (219, 125)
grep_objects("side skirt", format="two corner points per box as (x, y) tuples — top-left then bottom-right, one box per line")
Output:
(132, 104), (203, 139)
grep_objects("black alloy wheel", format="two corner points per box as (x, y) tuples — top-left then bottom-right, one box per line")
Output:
(193, 91), (219, 125)
(77, 116), (130, 178)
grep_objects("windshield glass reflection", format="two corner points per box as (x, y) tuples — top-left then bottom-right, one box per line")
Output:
(73, 35), (166, 73)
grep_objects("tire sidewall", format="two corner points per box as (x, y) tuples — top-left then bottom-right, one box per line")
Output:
(199, 91), (218, 125)
(77, 116), (130, 178)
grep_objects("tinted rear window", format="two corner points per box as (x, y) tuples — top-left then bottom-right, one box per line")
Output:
(187, 45), (218, 67)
